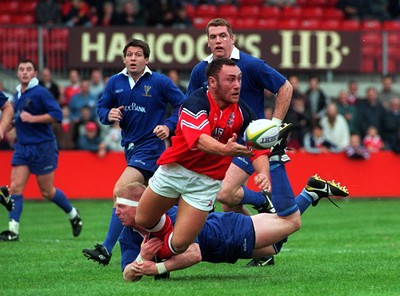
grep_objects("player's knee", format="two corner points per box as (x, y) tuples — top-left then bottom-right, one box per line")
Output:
(283, 211), (301, 234)
(41, 188), (56, 200)
(289, 215), (301, 234)
(217, 188), (239, 206)
(170, 237), (191, 254)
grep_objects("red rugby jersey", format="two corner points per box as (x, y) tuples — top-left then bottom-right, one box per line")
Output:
(157, 87), (255, 180)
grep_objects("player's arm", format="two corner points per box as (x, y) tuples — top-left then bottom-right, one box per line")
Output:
(196, 133), (252, 157)
(97, 79), (117, 125)
(272, 80), (292, 124)
(129, 243), (202, 278)
(19, 111), (57, 124)
(121, 235), (162, 282)
(0, 101), (14, 140)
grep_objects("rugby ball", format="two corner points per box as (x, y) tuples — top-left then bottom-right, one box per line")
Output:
(244, 119), (279, 150)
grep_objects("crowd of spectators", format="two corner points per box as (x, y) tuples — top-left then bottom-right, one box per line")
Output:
(266, 74), (400, 158)
(30, 0), (400, 29)
(34, 0), (192, 28)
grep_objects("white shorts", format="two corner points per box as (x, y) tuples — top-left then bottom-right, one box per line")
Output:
(149, 163), (222, 212)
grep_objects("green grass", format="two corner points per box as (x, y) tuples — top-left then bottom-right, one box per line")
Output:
(1, 198), (400, 296)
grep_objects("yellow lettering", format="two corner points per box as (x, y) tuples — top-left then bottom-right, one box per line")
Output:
(106, 33), (127, 62)
(81, 33), (105, 62)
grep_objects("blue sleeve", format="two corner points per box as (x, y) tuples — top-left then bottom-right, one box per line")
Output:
(42, 88), (62, 122)
(250, 59), (286, 94)
(97, 76), (116, 125)
(0, 91), (7, 108)
(119, 228), (144, 272)
(186, 62), (207, 97)
(160, 76), (186, 133)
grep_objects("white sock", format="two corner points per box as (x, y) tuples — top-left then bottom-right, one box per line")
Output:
(68, 208), (78, 219)
(9, 219), (19, 235)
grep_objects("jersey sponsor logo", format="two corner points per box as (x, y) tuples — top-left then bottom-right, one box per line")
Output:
(227, 112), (235, 128)
(115, 89), (124, 94)
(124, 102), (146, 113)
(143, 85), (151, 97)
(211, 127), (224, 141)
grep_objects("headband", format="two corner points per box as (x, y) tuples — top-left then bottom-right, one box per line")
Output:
(116, 197), (139, 207)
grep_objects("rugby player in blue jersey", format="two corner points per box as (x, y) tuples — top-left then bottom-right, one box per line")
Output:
(187, 18), (293, 266)
(0, 90), (14, 212)
(83, 38), (185, 265)
(113, 161), (348, 282)
(0, 59), (82, 241)
(0, 90), (13, 142)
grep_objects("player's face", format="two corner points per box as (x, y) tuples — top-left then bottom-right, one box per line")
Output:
(17, 62), (37, 85)
(213, 65), (241, 108)
(115, 202), (147, 232)
(115, 203), (136, 227)
(207, 26), (234, 59)
(123, 46), (149, 80)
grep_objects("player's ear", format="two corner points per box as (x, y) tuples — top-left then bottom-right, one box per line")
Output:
(208, 76), (217, 88)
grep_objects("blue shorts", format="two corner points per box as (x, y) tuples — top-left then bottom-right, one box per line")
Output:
(124, 140), (163, 175)
(12, 140), (58, 175)
(197, 211), (255, 263)
(232, 156), (255, 175)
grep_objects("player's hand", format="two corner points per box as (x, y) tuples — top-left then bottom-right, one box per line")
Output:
(253, 173), (271, 191)
(153, 125), (170, 140)
(108, 106), (124, 122)
(224, 133), (253, 157)
(20, 110), (34, 123)
(130, 260), (158, 276)
(140, 235), (163, 260)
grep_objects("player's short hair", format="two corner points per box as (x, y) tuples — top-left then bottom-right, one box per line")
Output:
(206, 58), (237, 79)
(123, 38), (150, 59)
(115, 182), (146, 201)
(18, 59), (37, 71)
(206, 18), (233, 37)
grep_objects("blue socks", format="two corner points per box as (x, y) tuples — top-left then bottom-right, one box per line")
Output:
(295, 189), (314, 214)
(270, 161), (298, 216)
(50, 189), (73, 213)
(9, 194), (23, 222)
(240, 185), (266, 208)
(102, 207), (123, 254)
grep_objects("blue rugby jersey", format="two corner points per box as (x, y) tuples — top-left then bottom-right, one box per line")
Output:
(97, 68), (185, 148)
(13, 78), (62, 145)
(0, 91), (7, 108)
(187, 47), (287, 120)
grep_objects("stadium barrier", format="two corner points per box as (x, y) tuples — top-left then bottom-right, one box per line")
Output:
(0, 150), (399, 199)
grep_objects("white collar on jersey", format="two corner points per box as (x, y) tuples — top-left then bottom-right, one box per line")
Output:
(16, 77), (39, 98)
(204, 46), (240, 63)
(120, 66), (152, 89)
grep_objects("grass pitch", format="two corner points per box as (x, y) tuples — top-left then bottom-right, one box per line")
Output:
(0, 198), (399, 296)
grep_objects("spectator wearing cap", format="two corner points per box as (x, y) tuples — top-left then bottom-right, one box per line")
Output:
(77, 121), (103, 152)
